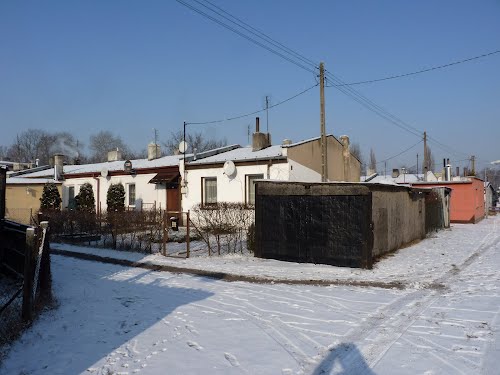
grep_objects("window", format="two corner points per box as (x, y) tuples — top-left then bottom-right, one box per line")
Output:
(68, 186), (75, 209)
(203, 177), (217, 205)
(128, 184), (136, 206)
(247, 174), (264, 205)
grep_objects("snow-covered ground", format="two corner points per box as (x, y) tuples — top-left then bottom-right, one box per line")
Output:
(1, 216), (499, 374)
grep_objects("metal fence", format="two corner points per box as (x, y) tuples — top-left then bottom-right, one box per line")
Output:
(0, 219), (51, 346)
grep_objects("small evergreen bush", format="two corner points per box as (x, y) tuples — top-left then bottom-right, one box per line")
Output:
(40, 183), (62, 210)
(76, 182), (95, 213)
(107, 183), (125, 211)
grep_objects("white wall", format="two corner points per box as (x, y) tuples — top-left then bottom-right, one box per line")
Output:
(63, 173), (167, 211)
(182, 162), (289, 212)
(288, 159), (321, 182)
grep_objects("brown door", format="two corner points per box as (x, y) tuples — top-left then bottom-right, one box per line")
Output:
(166, 187), (181, 223)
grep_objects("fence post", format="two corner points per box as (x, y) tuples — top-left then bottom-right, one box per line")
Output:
(162, 212), (167, 256)
(22, 227), (35, 321)
(186, 211), (190, 258)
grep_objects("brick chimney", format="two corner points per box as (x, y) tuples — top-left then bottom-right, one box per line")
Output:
(252, 117), (271, 151)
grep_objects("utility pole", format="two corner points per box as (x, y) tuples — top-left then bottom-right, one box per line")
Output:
(423, 131), (427, 181)
(265, 95), (270, 133)
(319, 62), (327, 182)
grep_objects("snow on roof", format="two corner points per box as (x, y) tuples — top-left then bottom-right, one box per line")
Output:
(281, 134), (336, 148)
(364, 174), (423, 184)
(187, 145), (285, 165)
(15, 154), (184, 178)
(6, 177), (61, 184)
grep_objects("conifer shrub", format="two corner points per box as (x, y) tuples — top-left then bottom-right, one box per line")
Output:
(39, 183), (62, 210)
(106, 183), (125, 212)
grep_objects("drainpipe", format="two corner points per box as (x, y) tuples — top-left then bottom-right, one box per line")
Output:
(93, 175), (100, 215)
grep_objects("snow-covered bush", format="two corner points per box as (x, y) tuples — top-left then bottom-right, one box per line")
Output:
(39, 183), (61, 210)
(106, 183), (125, 211)
(191, 202), (254, 255)
(75, 183), (95, 213)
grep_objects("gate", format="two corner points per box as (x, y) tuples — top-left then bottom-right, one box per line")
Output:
(255, 182), (373, 269)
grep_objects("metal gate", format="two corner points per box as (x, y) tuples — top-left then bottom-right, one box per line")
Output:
(255, 188), (373, 268)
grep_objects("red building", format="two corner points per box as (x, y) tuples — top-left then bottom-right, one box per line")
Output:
(411, 178), (485, 223)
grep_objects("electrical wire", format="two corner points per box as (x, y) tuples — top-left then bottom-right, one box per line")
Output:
(176, 0), (483, 161)
(186, 83), (318, 125)
(333, 50), (500, 86)
(375, 140), (423, 165)
(175, 0), (317, 74)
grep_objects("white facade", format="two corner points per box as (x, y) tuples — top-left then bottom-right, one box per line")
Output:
(62, 173), (167, 212)
(182, 162), (289, 212)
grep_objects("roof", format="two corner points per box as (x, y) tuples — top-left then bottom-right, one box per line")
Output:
(187, 145), (286, 165)
(6, 177), (61, 185)
(363, 174), (424, 185)
(15, 154), (184, 179)
(149, 171), (180, 184)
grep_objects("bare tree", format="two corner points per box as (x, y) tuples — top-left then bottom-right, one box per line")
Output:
(369, 148), (377, 172)
(89, 131), (136, 162)
(424, 145), (435, 172)
(7, 129), (48, 163)
(350, 142), (362, 162)
(163, 130), (227, 155)
(0, 145), (8, 160)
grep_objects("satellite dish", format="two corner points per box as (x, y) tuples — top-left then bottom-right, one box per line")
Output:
(223, 160), (236, 177)
(178, 141), (188, 154)
(100, 168), (108, 178)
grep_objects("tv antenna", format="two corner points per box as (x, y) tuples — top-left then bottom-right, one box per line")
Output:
(265, 95), (270, 133)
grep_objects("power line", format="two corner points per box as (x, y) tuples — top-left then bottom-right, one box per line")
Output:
(376, 140), (423, 165)
(176, 0), (482, 161)
(186, 83), (318, 125)
(175, 0), (317, 74)
(333, 49), (500, 86)
(193, 0), (319, 70)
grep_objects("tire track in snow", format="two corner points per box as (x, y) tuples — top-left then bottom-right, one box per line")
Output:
(308, 218), (500, 374)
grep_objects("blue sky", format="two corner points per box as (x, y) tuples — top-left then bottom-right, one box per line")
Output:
(1, 0), (499, 171)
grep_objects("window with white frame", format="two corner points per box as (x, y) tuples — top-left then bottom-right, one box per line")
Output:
(247, 174), (264, 205)
(128, 183), (136, 206)
(203, 177), (217, 205)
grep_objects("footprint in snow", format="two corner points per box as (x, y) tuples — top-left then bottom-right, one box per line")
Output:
(186, 341), (203, 351)
(185, 324), (199, 334)
(224, 352), (240, 367)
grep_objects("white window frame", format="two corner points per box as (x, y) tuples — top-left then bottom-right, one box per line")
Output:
(246, 174), (264, 206)
(202, 177), (217, 205)
(127, 183), (136, 207)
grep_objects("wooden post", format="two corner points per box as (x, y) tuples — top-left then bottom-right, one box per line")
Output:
(319, 62), (328, 182)
(162, 212), (167, 256)
(186, 211), (190, 258)
(22, 227), (35, 321)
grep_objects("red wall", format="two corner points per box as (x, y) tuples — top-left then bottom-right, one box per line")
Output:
(413, 178), (484, 223)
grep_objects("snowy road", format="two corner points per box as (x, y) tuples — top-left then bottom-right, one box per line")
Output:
(1, 218), (499, 374)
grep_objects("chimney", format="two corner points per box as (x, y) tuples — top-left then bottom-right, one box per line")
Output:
(445, 162), (451, 181)
(392, 169), (400, 178)
(456, 166), (459, 177)
(53, 154), (64, 181)
(339, 135), (351, 181)
(108, 148), (122, 162)
(252, 116), (271, 151)
(148, 142), (161, 161)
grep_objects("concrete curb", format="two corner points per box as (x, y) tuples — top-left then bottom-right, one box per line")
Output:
(51, 248), (412, 290)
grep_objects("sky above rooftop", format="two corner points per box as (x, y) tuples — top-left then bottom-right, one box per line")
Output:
(1, 0), (499, 172)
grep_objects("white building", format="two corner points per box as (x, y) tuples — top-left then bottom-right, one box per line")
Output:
(12, 149), (183, 213)
(181, 121), (361, 212)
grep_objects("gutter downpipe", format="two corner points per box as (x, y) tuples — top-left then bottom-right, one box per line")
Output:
(93, 174), (100, 216)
